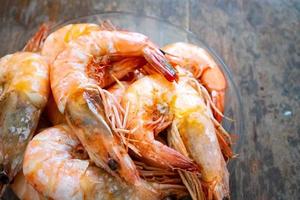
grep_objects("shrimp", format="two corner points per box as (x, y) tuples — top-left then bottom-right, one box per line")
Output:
(168, 67), (229, 200)
(121, 70), (229, 199)
(39, 23), (142, 125)
(41, 23), (120, 125)
(162, 43), (233, 161)
(162, 42), (226, 122)
(50, 30), (178, 186)
(23, 125), (186, 200)
(0, 52), (49, 194)
(121, 74), (198, 171)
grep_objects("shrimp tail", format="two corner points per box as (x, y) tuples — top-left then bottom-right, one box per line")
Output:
(65, 87), (140, 184)
(212, 160), (230, 200)
(136, 139), (199, 172)
(200, 66), (226, 123)
(143, 47), (178, 82)
(0, 91), (41, 194)
(23, 23), (51, 52)
(99, 20), (118, 31)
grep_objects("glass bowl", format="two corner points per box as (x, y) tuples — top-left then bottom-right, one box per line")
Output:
(3, 11), (244, 200)
(53, 11), (244, 151)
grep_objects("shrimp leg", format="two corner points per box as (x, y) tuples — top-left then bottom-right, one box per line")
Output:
(121, 75), (198, 171)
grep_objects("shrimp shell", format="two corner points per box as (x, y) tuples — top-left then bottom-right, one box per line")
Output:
(0, 52), (49, 194)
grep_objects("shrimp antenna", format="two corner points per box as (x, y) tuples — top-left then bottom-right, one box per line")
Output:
(111, 74), (125, 89)
(188, 77), (234, 122)
(159, 49), (178, 57)
(159, 49), (166, 55)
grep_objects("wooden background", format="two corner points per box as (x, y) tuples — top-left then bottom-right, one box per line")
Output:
(0, 0), (299, 199)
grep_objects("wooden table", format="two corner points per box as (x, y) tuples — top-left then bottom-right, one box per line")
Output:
(1, 0), (299, 199)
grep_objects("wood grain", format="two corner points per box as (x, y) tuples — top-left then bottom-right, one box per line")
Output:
(0, 0), (299, 199)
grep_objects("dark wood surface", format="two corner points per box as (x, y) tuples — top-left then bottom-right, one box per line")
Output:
(0, 0), (299, 199)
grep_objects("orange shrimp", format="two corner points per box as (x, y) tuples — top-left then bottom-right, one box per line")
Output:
(49, 30), (177, 187)
(121, 74), (198, 171)
(39, 23), (144, 126)
(40, 23), (143, 126)
(23, 125), (187, 200)
(120, 69), (230, 199)
(168, 67), (229, 200)
(162, 42), (233, 161)
(0, 52), (49, 194)
(162, 42), (226, 122)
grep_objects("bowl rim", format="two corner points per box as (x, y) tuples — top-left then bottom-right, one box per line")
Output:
(51, 11), (244, 152)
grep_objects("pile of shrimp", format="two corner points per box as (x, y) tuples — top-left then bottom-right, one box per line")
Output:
(0, 21), (235, 200)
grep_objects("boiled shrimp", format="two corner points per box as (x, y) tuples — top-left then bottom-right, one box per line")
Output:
(121, 71), (230, 199)
(121, 74), (198, 171)
(168, 67), (229, 200)
(39, 22), (141, 133)
(0, 52), (49, 194)
(41, 23), (122, 126)
(23, 125), (186, 200)
(40, 23), (101, 126)
(50, 30), (178, 187)
(162, 42), (226, 122)
(162, 42), (233, 161)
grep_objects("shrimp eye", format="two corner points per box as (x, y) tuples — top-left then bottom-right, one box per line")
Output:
(0, 171), (9, 184)
(108, 158), (118, 171)
(159, 49), (166, 55)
